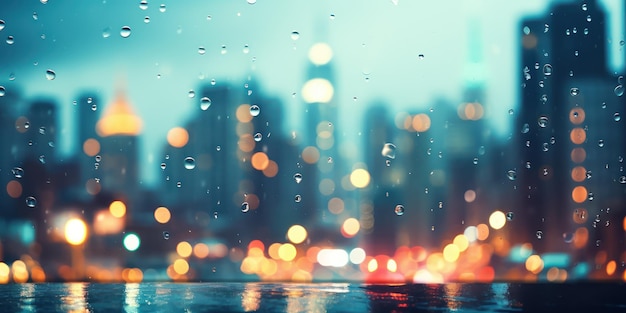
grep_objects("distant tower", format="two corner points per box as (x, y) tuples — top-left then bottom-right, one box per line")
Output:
(26, 99), (57, 165)
(95, 89), (142, 203)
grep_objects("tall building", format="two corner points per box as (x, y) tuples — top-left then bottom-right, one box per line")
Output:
(95, 89), (142, 217)
(516, 0), (626, 259)
(76, 93), (101, 193)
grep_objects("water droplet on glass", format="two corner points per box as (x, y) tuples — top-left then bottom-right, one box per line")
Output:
(290, 31), (300, 40)
(506, 170), (517, 181)
(329, 13), (336, 20)
(614, 113), (621, 122)
(598, 140), (604, 147)
(12, 167), (24, 178)
(26, 196), (37, 208)
(521, 123), (530, 134)
(200, 97), (212, 110)
(294, 194), (301, 203)
(39, 155), (45, 164)
(0, 86), (5, 97)
(586, 170), (592, 179)
(160, 162), (166, 170)
(163, 231), (170, 240)
(508, 109), (514, 115)
(570, 87), (579, 96)
(586, 15), (591, 22)
(473, 157), (478, 165)
(144, 16), (150, 23)
(418, 54), (425, 60)
(45, 69), (56, 80)
(252, 132), (262, 142)
(242, 44), (250, 54)
(120, 26), (131, 38)
(216, 145), (221, 151)
(139, 0), (148, 10)
(542, 142), (549, 152)
(159, 4), (166, 12)
(184, 157), (196, 170)
(188, 90), (195, 98)
(221, 45), (227, 54)
(6, 36), (14, 45)
(249, 105), (260, 117)
(619, 176), (626, 184)
(247, 0), (256, 3)
(581, 3), (587, 10)
(198, 46), (206, 55)
(536, 230), (543, 239)
(596, 240), (601, 247)
(241, 202), (250, 213)
(537, 116), (548, 128)
(394, 205), (405, 216)
(506, 212), (514, 221)
(525, 161), (532, 169)
(292, 172), (304, 185)
(381, 143), (396, 159)
(543, 64), (553, 76)
(563, 232), (574, 243)
(0, 20), (5, 31)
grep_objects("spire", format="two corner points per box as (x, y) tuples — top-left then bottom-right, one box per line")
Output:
(96, 89), (142, 137)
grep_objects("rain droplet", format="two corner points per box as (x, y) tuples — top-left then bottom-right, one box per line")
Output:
(381, 143), (396, 159)
(241, 202), (250, 213)
(394, 205), (405, 216)
(200, 97), (211, 110)
(508, 109), (514, 115)
(521, 123), (530, 134)
(198, 47), (206, 55)
(253, 132), (262, 142)
(619, 176), (626, 184)
(12, 167), (24, 178)
(473, 157), (478, 165)
(570, 87), (580, 96)
(563, 232), (574, 243)
(526, 161), (531, 169)
(39, 155), (45, 164)
(120, 26), (131, 38)
(418, 54), (425, 60)
(537, 116), (548, 128)
(506, 170), (517, 181)
(163, 231), (170, 240)
(294, 194), (301, 203)
(614, 113), (621, 122)
(102, 27), (111, 38)
(221, 45), (227, 54)
(581, 3), (587, 11)
(143, 16), (150, 23)
(45, 69), (56, 80)
(188, 90), (195, 98)
(290, 31), (300, 40)
(543, 64), (553, 76)
(26, 196), (37, 208)
(330, 13), (336, 20)
(211, 79), (216, 85)
(249, 105), (260, 117)
(0, 20), (5, 31)
(247, 0), (256, 3)
(159, 4), (166, 12)
(139, 0), (148, 10)
(506, 212), (514, 221)
(536, 230), (543, 239)
(0, 86), (5, 97)
(216, 145), (221, 151)
(598, 140), (605, 147)
(6, 36), (14, 45)
(242, 44), (250, 54)
(184, 157), (196, 170)
(160, 162), (166, 170)
(176, 181), (182, 188)
(293, 173), (302, 184)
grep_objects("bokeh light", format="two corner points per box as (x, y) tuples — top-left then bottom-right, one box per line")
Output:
(167, 127), (189, 148)
(108, 200), (126, 218)
(64, 218), (88, 246)
(287, 225), (307, 244)
(154, 206), (171, 224)
(488, 211), (506, 230)
(123, 233), (141, 252)
(350, 168), (371, 188)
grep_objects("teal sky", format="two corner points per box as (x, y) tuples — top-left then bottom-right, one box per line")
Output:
(0, 0), (623, 185)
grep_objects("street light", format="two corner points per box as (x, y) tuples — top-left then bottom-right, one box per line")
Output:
(64, 218), (88, 280)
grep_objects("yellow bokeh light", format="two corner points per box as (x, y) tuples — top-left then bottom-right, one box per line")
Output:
(287, 225), (308, 244)
(11, 260), (29, 283)
(308, 42), (333, 65)
(302, 78), (334, 103)
(488, 211), (506, 230)
(177, 241), (193, 258)
(83, 138), (100, 157)
(387, 259), (398, 272)
(167, 127), (189, 148)
(443, 244), (460, 263)
(193, 243), (210, 259)
(236, 104), (253, 123)
(65, 218), (88, 246)
(251, 152), (270, 171)
(278, 243), (297, 262)
(412, 113), (431, 132)
(0, 262), (10, 284)
(341, 218), (360, 238)
(453, 234), (469, 252)
(173, 259), (189, 275)
(367, 258), (378, 272)
(154, 206), (171, 224)
(109, 200), (126, 218)
(268, 243), (281, 260)
(525, 254), (544, 274)
(350, 168), (371, 189)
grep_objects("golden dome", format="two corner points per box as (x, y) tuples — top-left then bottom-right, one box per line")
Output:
(96, 91), (142, 137)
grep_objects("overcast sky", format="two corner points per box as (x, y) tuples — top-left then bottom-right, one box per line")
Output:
(0, 0), (623, 185)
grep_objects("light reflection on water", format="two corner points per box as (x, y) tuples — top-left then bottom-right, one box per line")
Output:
(2, 282), (626, 312)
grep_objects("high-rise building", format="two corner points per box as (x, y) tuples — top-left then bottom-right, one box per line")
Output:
(516, 0), (626, 258)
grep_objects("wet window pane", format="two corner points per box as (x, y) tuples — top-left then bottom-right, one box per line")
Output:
(0, 0), (624, 285)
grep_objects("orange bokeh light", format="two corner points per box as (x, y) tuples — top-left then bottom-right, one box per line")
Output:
(83, 138), (101, 157)
(154, 206), (171, 224)
(167, 127), (189, 148)
(570, 128), (586, 144)
(6, 180), (22, 198)
(571, 186), (588, 203)
(251, 152), (269, 170)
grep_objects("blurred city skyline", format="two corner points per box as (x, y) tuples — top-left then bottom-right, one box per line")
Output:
(1, 0), (624, 185)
